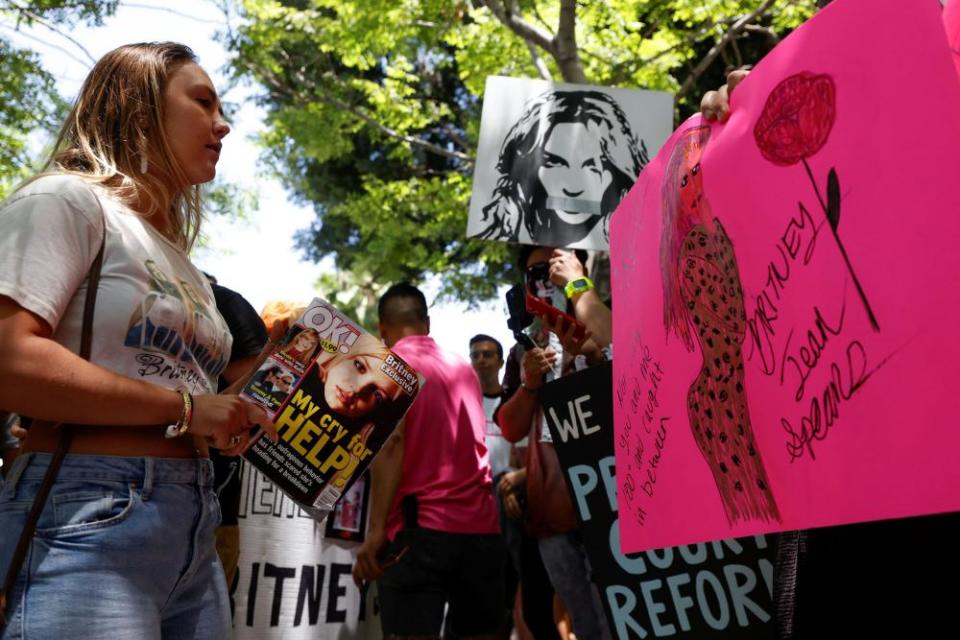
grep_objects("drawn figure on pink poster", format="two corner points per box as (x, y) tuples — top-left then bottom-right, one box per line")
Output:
(660, 125), (781, 525)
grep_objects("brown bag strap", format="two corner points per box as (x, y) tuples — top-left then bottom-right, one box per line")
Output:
(0, 198), (107, 631)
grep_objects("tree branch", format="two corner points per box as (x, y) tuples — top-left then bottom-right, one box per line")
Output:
(479, 0), (556, 55)
(443, 124), (473, 152)
(526, 39), (553, 80)
(0, 20), (87, 67)
(120, 2), (222, 24)
(254, 62), (475, 164)
(2, 0), (96, 64)
(677, 0), (777, 99)
(744, 23), (780, 44)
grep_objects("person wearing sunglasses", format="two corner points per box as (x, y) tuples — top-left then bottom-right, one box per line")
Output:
(496, 246), (613, 640)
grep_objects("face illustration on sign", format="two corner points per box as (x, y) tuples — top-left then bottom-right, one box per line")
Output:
(476, 90), (648, 249)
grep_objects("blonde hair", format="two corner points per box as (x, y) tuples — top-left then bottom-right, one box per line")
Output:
(44, 42), (204, 250)
(317, 333), (396, 393)
(279, 327), (321, 365)
(260, 300), (308, 332)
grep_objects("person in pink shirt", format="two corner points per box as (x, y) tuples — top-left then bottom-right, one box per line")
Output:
(352, 283), (504, 638)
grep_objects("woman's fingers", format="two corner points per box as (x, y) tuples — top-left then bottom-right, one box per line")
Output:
(218, 402), (278, 456)
(191, 394), (276, 453)
(701, 69), (751, 122)
(219, 430), (251, 456)
(727, 68), (750, 96)
(700, 90), (721, 121)
(245, 402), (278, 442)
(504, 493), (522, 520)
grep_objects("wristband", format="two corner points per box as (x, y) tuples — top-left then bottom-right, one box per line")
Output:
(164, 391), (194, 439)
(520, 383), (539, 396)
(564, 277), (594, 299)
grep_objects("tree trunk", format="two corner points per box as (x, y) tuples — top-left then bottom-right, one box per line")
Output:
(555, 0), (587, 83)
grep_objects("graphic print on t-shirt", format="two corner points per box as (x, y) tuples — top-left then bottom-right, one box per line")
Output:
(125, 259), (230, 392)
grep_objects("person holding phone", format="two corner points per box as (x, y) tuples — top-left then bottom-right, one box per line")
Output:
(496, 246), (612, 640)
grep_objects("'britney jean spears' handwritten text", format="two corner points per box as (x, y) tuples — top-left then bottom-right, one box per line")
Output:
(746, 198), (889, 461)
(616, 337), (670, 527)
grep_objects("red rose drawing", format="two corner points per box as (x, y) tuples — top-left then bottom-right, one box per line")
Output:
(754, 70), (880, 332)
(753, 72), (836, 166)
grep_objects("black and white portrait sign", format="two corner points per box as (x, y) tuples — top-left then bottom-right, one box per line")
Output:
(467, 76), (673, 250)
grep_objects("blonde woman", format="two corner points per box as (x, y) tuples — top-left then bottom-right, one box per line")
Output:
(276, 325), (321, 367)
(0, 43), (275, 639)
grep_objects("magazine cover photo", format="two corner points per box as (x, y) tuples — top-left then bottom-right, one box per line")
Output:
(240, 299), (423, 518)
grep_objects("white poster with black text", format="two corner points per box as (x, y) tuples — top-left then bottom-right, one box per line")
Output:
(229, 462), (379, 639)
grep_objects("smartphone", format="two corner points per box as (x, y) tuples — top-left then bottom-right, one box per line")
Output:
(525, 293), (587, 341)
(505, 284), (535, 349)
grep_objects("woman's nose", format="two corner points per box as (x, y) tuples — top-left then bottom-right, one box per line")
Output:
(214, 113), (231, 139)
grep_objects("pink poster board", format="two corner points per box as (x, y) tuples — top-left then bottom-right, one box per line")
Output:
(611, 0), (960, 553)
(946, 0), (960, 76)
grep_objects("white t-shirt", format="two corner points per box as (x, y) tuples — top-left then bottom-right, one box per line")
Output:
(0, 174), (232, 395)
(483, 393), (511, 478)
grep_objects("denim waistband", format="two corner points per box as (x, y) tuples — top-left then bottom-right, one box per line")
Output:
(5, 453), (215, 490)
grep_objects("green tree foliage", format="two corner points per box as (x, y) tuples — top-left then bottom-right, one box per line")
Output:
(225, 0), (816, 306)
(0, 1), (119, 197)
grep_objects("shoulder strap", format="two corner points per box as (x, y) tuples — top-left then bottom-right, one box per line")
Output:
(79, 203), (107, 360)
(0, 193), (106, 632)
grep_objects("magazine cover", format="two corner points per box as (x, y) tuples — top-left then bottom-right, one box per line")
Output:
(240, 298), (423, 519)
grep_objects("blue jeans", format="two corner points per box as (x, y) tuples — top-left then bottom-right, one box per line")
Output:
(0, 454), (229, 639)
(539, 531), (611, 640)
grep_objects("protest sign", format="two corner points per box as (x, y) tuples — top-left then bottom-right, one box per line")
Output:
(541, 363), (776, 639)
(611, 0), (960, 552)
(946, 0), (960, 77)
(230, 462), (379, 639)
(467, 75), (672, 250)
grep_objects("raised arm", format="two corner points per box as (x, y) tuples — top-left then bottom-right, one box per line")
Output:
(496, 346), (556, 443)
(549, 249), (612, 349)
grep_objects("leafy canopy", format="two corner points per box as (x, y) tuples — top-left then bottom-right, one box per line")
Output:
(225, 0), (816, 309)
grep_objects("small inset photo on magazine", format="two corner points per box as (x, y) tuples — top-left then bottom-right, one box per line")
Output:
(243, 360), (300, 416)
(273, 323), (323, 373)
(325, 472), (370, 543)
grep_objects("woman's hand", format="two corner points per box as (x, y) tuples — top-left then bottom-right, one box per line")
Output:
(549, 249), (586, 289)
(700, 69), (751, 122)
(499, 469), (526, 520)
(498, 469), (526, 496)
(189, 394), (277, 453)
(520, 347), (557, 391)
(353, 526), (388, 586)
(502, 491), (523, 520)
(544, 313), (592, 357)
